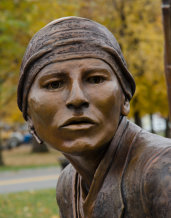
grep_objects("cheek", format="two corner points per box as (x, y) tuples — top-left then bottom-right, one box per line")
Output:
(88, 82), (122, 118)
(29, 97), (51, 126)
(28, 90), (63, 127)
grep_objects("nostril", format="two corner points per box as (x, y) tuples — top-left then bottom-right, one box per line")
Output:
(66, 102), (89, 110)
(67, 104), (74, 110)
(82, 102), (89, 108)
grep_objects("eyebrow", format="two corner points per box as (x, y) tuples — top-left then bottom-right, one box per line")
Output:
(83, 68), (112, 75)
(38, 71), (67, 81)
(38, 67), (112, 81)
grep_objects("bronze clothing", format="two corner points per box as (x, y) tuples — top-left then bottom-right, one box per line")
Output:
(56, 118), (171, 218)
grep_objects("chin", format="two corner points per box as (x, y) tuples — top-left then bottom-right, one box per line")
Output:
(53, 139), (98, 155)
(57, 137), (111, 156)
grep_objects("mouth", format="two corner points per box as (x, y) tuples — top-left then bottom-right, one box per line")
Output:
(60, 117), (96, 130)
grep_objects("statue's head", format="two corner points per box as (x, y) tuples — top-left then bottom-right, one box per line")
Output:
(17, 17), (135, 154)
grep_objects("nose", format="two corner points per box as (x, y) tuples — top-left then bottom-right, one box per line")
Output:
(66, 81), (89, 110)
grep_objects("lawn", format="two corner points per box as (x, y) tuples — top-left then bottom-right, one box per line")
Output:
(0, 189), (59, 218)
(0, 146), (61, 218)
(0, 145), (62, 171)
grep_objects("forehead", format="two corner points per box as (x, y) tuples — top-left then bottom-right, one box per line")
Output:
(36, 58), (116, 77)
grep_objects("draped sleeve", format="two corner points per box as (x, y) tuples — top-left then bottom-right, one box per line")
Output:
(141, 146), (171, 218)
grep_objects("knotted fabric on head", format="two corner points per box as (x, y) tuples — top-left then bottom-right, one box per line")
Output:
(17, 16), (136, 120)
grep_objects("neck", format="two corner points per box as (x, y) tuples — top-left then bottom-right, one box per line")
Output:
(64, 145), (109, 189)
(63, 117), (126, 190)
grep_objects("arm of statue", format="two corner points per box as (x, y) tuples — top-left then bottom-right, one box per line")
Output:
(142, 147), (171, 217)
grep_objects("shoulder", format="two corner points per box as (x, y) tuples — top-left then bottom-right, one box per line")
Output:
(141, 146), (171, 217)
(126, 122), (171, 173)
(127, 122), (171, 163)
(138, 128), (171, 147)
(57, 163), (75, 188)
(56, 163), (75, 199)
(128, 120), (171, 150)
(56, 163), (76, 217)
(123, 124), (171, 217)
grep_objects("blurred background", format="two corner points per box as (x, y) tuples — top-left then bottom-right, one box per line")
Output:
(0, 0), (171, 217)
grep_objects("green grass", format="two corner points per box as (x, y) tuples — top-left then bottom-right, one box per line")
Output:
(0, 164), (59, 172)
(0, 189), (59, 218)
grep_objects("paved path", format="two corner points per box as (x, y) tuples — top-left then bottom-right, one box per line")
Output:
(0, 167), (61, 194)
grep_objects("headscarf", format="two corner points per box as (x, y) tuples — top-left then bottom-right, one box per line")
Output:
(17, 16), (136, 120)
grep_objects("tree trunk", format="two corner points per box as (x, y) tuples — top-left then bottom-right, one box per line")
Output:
(31, 138), (49, 153)
(149, 114), (155, 133)
(165, 117), (171, 138)
(134, 111), (142, 127)
(0, 138), (4, 166)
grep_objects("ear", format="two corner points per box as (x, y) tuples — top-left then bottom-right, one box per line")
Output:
(121, 96), (130, 116)
(27, 115), (43, 144)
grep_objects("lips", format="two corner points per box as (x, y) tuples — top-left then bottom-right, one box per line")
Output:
(60, 117), (96, 130)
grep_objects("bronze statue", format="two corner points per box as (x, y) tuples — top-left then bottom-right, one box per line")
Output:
(17, 17), (171, 218)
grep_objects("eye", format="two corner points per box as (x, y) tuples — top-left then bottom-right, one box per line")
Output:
(87, 76), (105, 84)
(45, 80), (64, 90)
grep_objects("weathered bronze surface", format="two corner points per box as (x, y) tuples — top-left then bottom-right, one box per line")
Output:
(17, 17), (171, 217)
(162, 0), (171, 119)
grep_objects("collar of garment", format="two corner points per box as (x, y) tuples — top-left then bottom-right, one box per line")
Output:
(72, 116), (141, 218)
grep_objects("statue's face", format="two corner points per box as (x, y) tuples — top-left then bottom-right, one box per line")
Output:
(28, 58), (127, 154)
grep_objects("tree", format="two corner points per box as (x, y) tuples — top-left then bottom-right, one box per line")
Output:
(0, 0), (82, 153)
(77, 0), (169, 127)
(0, 0), (80, 124)
(0, 139), (4, 166)
(1, 0), (169, 135)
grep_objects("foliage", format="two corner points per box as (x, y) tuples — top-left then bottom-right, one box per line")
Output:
(77, 0), (168, 118)
(0, 189), (59, 218)
(0, 0), (79, 123)
(0, 0), (169, 124)
(0, 0), (32, 123)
